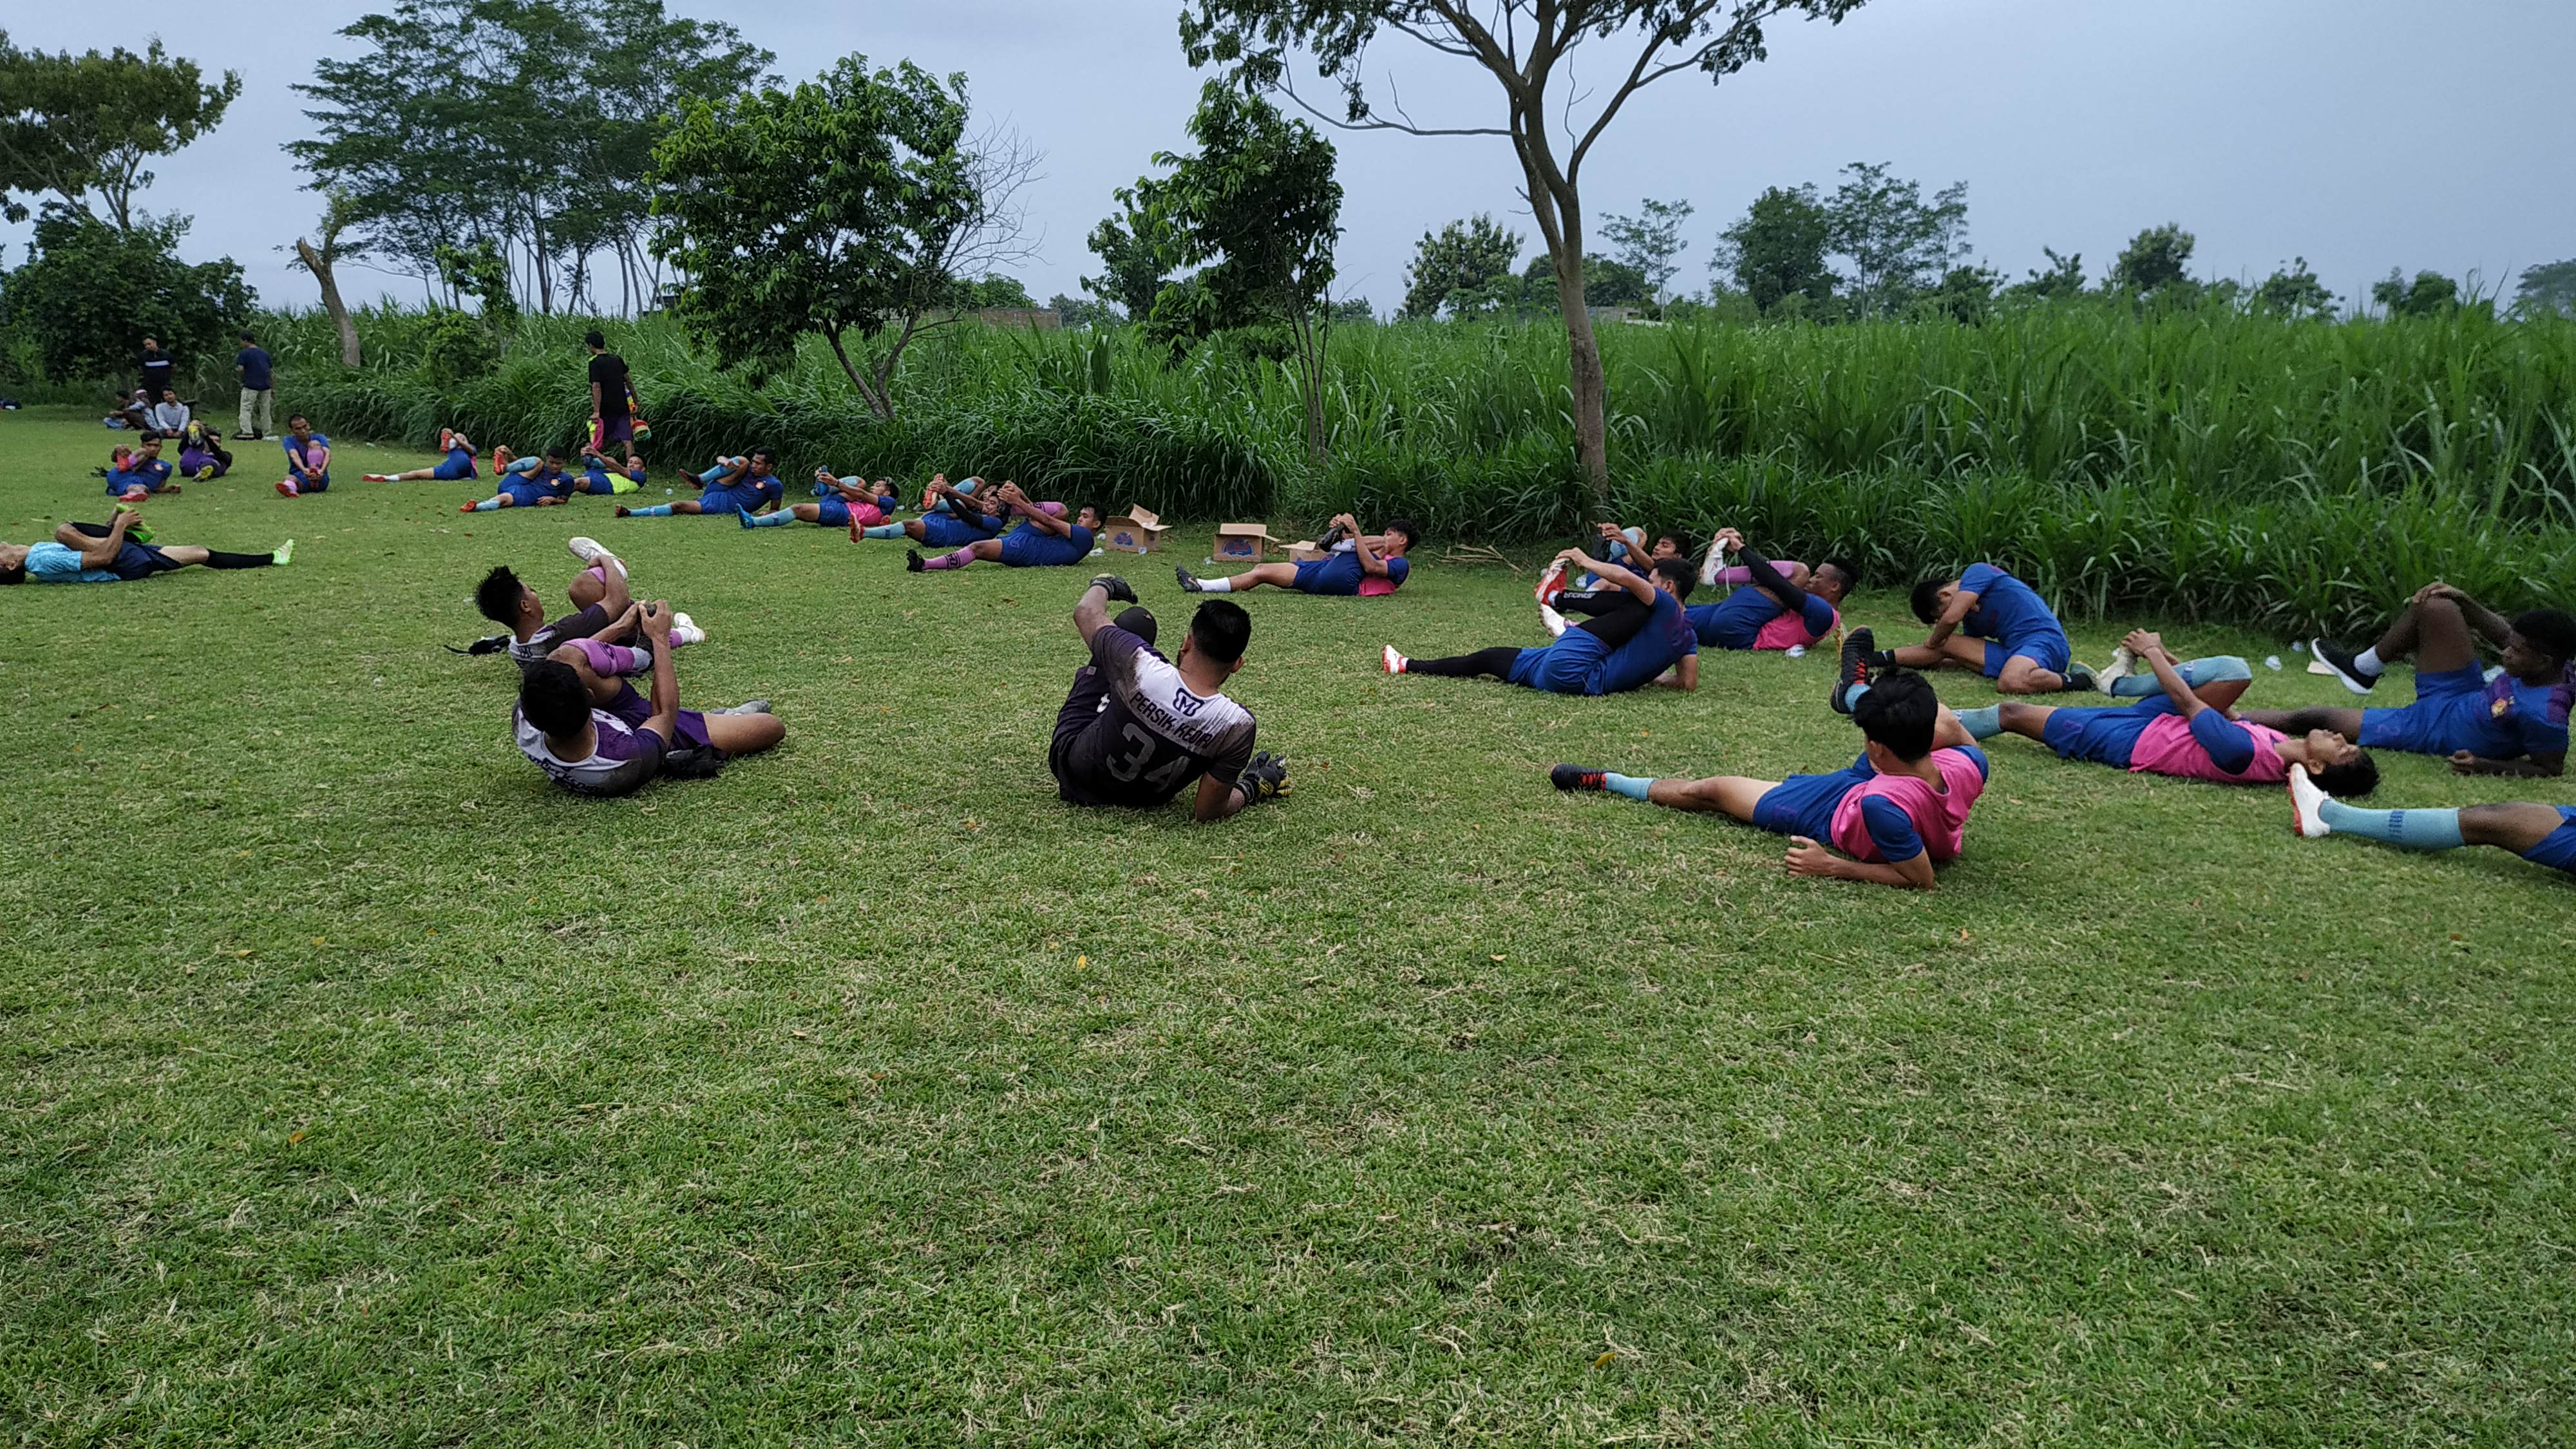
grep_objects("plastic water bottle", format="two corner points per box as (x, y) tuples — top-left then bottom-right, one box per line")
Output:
(2291, 640), (2307, 653)
(1784, 645), (1807, 659)
(2264, 655), (2283, 671)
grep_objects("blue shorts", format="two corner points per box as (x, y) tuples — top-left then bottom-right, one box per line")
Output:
(2359, 665), (2490, 756)
(918, 513), (998, 548)
(697, 483), (768, 516)
(1982, 629), (2070, 677)
(1001, 529), (1089, 567)
(2518, 808), (2576, 878)
(1293, 554), (1364, 596)
(814, 497), (851, 527)
(432, 455), (477, 481)
(1754, 763), (1872, 840)
(1506, 630), (1609, 694)
(299, 472), (330, 493)
(110, 540), (183, 582)
(2038, 698), (2170, 767)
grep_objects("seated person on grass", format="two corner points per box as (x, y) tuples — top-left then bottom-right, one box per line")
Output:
(106, 389), (151, 432)
(1049, 575), (1283, 820)
(273, 417), (332, 497)
(742, 471), (898, 531)
(1676, 527), (1854, 652)
(1961, 628), (2380, 797)
(176, 421), (231, 480)
(366, 429), (480, 483)
(1879, 562), (2096, 695)
(2246, 583), (2572, 779)
(514, 601), (782, 798)
(1550, 668), (1982, 892)
(2287, 768), (2576, 886)
(1384, 547), (1698, 696)
(146, 390), (191, 435)
(462, 448), (581, 512)
(469, 539), (706, 667)
(615, 448), (784, 518)
(862, 475), (1004, 545)
(573, 450), (647, 496)
(1, 511), (290, 587)
(908, 483), (1099, 572)
(104, 438), (177, 500)
(1177, 513), (1420, 596)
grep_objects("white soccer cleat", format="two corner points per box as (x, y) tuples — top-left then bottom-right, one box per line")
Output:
(1381, 644), (1406, 674)
(671, 611), (706, 647)
(2286, 764), (2332, 840)
(566, 536), (627, 578)
(1700, 533), (1727, 587)
(2098, 644), (2137, 688)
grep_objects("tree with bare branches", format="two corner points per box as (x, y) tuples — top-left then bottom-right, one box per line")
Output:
(1180, 1), (1870, 506)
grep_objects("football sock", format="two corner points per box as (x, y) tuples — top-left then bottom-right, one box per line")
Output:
(1956, 705), (2003, 739)
(2107, 655), (2253, 696)
(472, 497), (502, 511)
(862, 524), (905, 540)
(630, 504), (674, 517)
(202, 549), (272, 569)
(2318, 800), (2463, 851)
(1405, 646), (1523, 679)
(1864, 649), (1901, 668)
(1192, 576), (1235, 592)
(743, 509), (795, 527)
(922, 547), (975, 571)
(1841, 680), (1873, 712)
(2353, 647), (2385, 676)
(571, 639), (645, 676)
(1603, 772), (1654, 801)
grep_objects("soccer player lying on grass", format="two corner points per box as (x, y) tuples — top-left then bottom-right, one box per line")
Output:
(574, 450), (647, 496)
(741, 471), (900, 531)
(2287, 768), (2576, 886)
(1049, 575), (1283, 820)
(2246, 583), (2573, 779)
(1877, 562), (2096, 694)
(0, 511), (290, 586)
(616, 448), (784, 518)
(1177, 513), (1420, 596)
(860, 475), (1005, 545)
(908, 483), (1099, 572)
(514, 601), (782, 798)
(1551, 669), (1981, 891)
(1964, 629), (2380, 797)
(103, 437), (178, 500)
(469, 539), (705, 667)
(274, 417), (332, 497)
(365, 429), (480, 483)
(1678, 527), (1854, 652)
(461, 448), (580, 512)
(1385, 547), (1699, 695)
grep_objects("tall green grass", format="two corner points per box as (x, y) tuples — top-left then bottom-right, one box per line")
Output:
(238, 302), (2576, 634)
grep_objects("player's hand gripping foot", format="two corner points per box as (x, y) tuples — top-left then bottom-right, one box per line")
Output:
(2286, 764), (2333, 839)
(1549, 763), (1607, 792)
(1830, 626), (1875, 714)
(1091, 574), (1137, 603)
(1381, 645), (1408, 674)
(1534, 559), (1566, 608)
(2097, 643), (2137, 688)
(2309, 638), (2381, 694)
(1174, 565), (1203, 593)
(1238, 752), (1289, 804)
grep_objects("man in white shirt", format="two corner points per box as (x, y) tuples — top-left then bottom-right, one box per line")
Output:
(146, 390), (191, 435)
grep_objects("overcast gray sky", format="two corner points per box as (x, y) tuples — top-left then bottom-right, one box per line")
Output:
(8, 0), (2572, 312)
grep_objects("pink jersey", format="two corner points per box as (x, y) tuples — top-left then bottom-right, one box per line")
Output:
(1828, 748), (1985, 863)
(2128, 713), (2291, 784)
(1754, 602), (1838, 650)
(849, 500), (889, 529)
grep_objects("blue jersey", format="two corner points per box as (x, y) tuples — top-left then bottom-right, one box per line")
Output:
(1685, 584), (1835, 650)
(2363, 664), (2572, 762)
(1589, 590), (1699, 694)
(1957, 564), (2061, 649)
(1293, 550), (1408, 596)
(999, 523), (1094, 567)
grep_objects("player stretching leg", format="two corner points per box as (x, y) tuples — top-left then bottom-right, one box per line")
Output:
(1387, 549), (1698, 696)
(1048, 576), (1284, 820)
(514, 602), (782, 797)
(2288, 769), (2576, 886)
(909, 484), (1099, 571)
(1179, 514), (1421, 596)
(616, 448), (785, 518)
(857, 475), (1003, 545)
(1679, 527), (1857, 653)
(743, 472), (901, 531)
(366, 429), (479, 482)
(1872, 563), (2096, 694)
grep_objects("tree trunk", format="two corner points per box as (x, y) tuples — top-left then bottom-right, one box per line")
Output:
(298, 239), (363, 368)
(1551, 259), (1609, 509)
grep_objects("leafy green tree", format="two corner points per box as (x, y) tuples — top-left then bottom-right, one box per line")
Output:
(1719, 184), (1836, 314)
(1084, 190), (1178, 321)
(2110, 223), (2196, 295)
(1524, 254), (1651, 309)
(649, 56), (983, 419)
(2251, 258), (2336, 321)
(1331, 296), (1376, 325)
(1401, 214), (1520, 319)
(961, 275), (1039, 310)
(1179, 0), (1874, 506)
(2512, 260), (2576, 319)
(1926, 263), (2002, 324)
(1825, 162), (1967, 316)
(2004, 246), (2087, 302)
(0, 206), (250, 380)
(1600, 198), (1694, 306)
(2372, 269), (2460, 318)
(1048, 292), (1123, 328)
(0, 33), (239, 230)
(1141, 82), (1343, 459)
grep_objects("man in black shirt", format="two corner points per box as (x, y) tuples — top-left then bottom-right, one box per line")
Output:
(139, 337), (175, 401)
(586, 330), (632, 451)
(1050, 576), (1285, 820)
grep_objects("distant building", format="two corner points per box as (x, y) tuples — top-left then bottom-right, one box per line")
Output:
(971, 308), (1062, 330)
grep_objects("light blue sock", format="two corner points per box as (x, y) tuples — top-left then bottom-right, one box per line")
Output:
(697, 463), (728, 486)
(743, 509), (795, 527)
(2318, 800), (2464, 851)
(1956, 705), (2003, 739)
(2109, 655), (2253, 697)
(1603, 772), (1654, 801)
(1841, 681), (1872, 712)
(630, 504), (674, 518)
(471, 497), (501, 511)
(862, 523), (905, 540)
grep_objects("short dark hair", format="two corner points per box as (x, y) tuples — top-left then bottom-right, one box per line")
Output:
(2314, 753), (2380, 799)
(1190, 598), (1253, 664)
(518, 660), (593, 737)
(1651, 558), (1696, 601)
(1653, 531), (1689, 556)
(475, 565), (527, 626)
(1819, 555), (1862, 588)
(1909, 576), (1951, 625)
(1383, 517), (1422, 550)
(1852, 670), (1940, 761)
(238, 330), (254, 343)
(748, 446), (777, 468)
(544, 447), (567, 464)
(0, 562), (24, 587)
(287, 413), (309, 428)
(1077, 502), (1105, 524)
(584, 329), (606, 350)
(1114, 605), (1159, 647)
(2513, 607), (2576, 664)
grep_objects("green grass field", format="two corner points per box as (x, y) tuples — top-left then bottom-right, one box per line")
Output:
(4, 404), (2571, 1445)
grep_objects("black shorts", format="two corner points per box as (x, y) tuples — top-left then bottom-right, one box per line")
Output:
(1048, 666), (1113, 800)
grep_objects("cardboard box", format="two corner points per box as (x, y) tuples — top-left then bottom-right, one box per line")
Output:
(1283, 540), (1328, 565)
(1101, 505), (1170, 554)
(1213, 522), (1276, 564)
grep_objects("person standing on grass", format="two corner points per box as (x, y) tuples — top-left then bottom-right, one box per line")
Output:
(513, 600), (782, 798)
(2287, 766), (2576, 886)
(0, 511), (291, 586)
(1047, 574), (1284, 819)
(274, 415), (332, 497)
(1383, 546), (1699, 696)
(585, 330), (633, 453)
(138, 337), (175, 402)
(1877, 563), (2099, 696)
(1177, 514), (1420, 597)
(1550, 668), (1985, 891)
(235, 331), (274, 440)
(2246, 583), (2571, 779)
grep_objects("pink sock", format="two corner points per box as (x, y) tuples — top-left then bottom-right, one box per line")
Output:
(585, 564), (609, 585)
(571, 639), (643, 676)
(922, 547), (975, 571)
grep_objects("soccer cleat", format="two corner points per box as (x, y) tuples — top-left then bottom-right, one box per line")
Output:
(2286, 764), (2333, 839)
(1091, 574), (1137, 603)
(458, 500), (480, 513)
(112, 505), (153, 544)
(670, 612), (707, 647)
(193, 464), (215, 482)
(614, 506), (634, 518)
(1381, 644), (1407, 674)
(1174, 565), (1203, 593)
(2309, 638), (2380, 695)
(363, 473), (390, 482)
(1534, 559), (1566, 609)
(1549, 763), (1607, 792)
(737, 507), (759, 529)
(2097, 645), (2137, 688)
(2061, 662), (2099, 693)
(714, 699), (772, 716)
(271, 539), (294, 566)
(905, 549), (927, 573)
(1830, 626), (1875, 714)
(565, 537), (624, 577)
(276, 479), (299, 498)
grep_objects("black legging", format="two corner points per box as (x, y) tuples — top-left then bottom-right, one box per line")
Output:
(1405, 646), (1524, 679)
